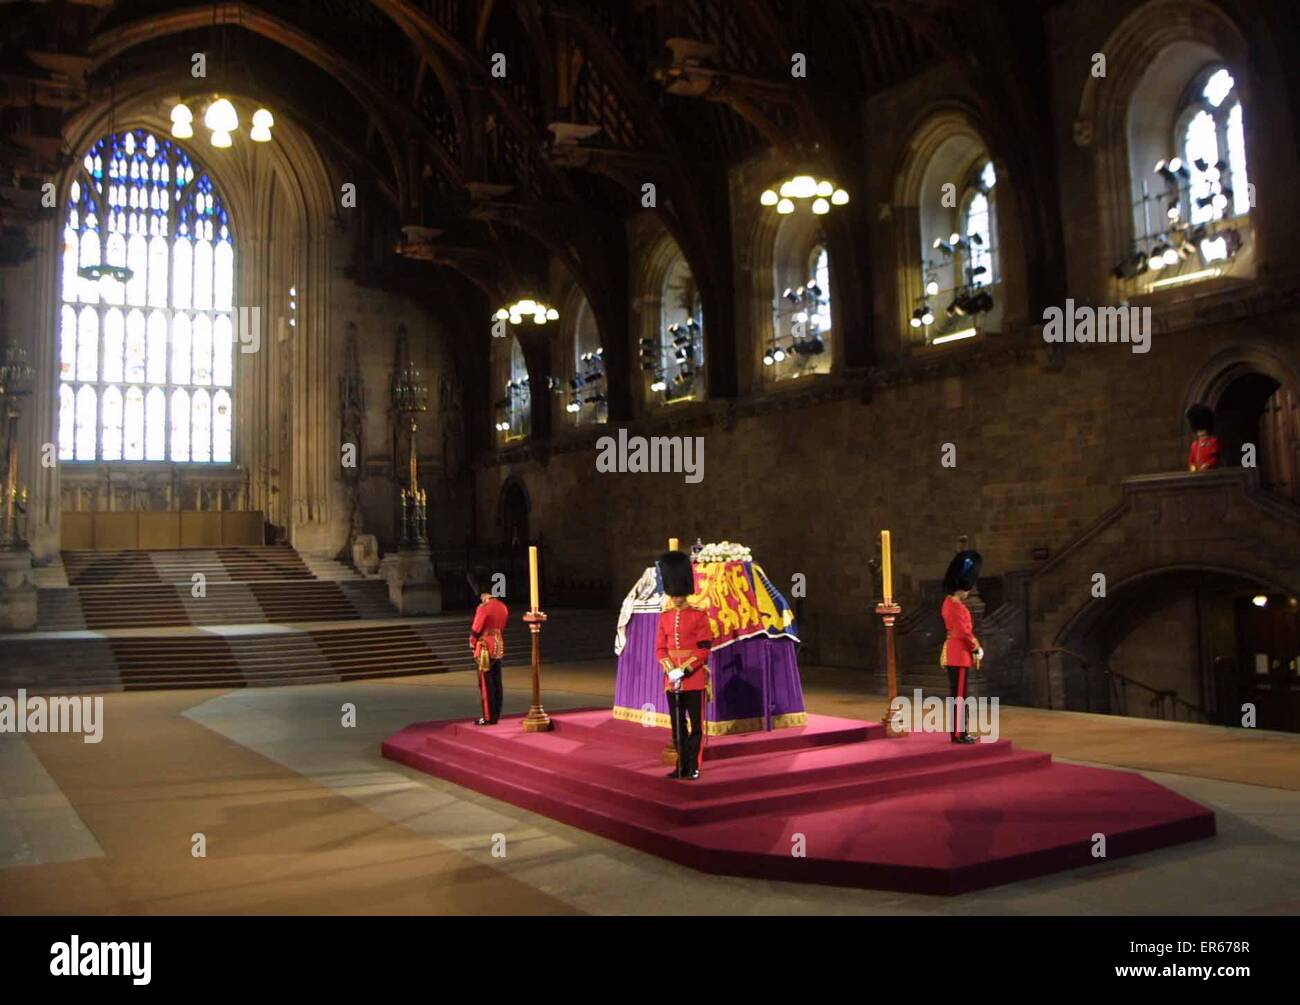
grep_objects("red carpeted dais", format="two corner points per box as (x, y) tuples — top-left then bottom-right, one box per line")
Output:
(381, 709), (1215, 895)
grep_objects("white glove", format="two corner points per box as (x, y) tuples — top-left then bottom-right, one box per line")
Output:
(666, 668), (686, 685)
(973, 647), (985, 662)
(614, 627), (627, 656)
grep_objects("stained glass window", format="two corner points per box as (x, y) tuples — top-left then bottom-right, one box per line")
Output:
(57, 127), (235, 462)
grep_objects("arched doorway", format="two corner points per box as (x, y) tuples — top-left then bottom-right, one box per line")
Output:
(1184, 347), (1300, 504)
(1054, 568), (1298, 732)
(1216, 372), (1299, 501)
(499, 479), (530, 600)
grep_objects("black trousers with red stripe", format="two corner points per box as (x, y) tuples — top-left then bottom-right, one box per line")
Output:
(944, 664), (971, 738)
(478, 660), (503, 723)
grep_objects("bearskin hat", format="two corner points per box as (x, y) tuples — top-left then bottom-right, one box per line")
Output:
(942, 549), (982, 594)
(657, 550), (695, 598)
(1186, 403), (1215, 434)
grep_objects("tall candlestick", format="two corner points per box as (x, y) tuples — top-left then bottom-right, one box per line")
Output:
(880, 530), (893, 603)
(528, 544), (540, 612)
(668, 537), (679, 553)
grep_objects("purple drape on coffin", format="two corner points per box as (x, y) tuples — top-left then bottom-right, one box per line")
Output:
(613, 611), (806, 731)
(614, 611), (668, 718)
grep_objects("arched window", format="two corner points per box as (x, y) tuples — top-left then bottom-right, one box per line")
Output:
(765, 214), (832, 380)
(567, 298), (607, 424)
(1120, 53), (1252, 287)
(58, 127), (235, 463)
(492, 336), (530, 440)
(910, 153), (999, 344)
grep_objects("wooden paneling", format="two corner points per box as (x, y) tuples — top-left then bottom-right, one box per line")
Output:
(93, 513), (138, 550)
(180, 511), (223, 548)
(62, 511), (94, 550)
(59, 512), (263, 550)
(222, 510), (264, 546)
(139, 512), (182, 550)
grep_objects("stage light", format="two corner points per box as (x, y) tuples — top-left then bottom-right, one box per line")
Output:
(1166, 199), (1180, 221)
(909, 312), (922, 329)
(1112, 250), (1144, 278)
(812, 198), (829, 215)
(926, 280), (939, 296)
(777, 198), (794, 214)
(1162, 245), (1180, 266)
(1252, 594), (1268, 607)
(210, 130), (232, 148)
(760, 189), (778, 206)
(772, 347), (786, 363)
(831, 189), (849, 205)
(816, 180), (833, 197)
(921, 308), (934, 326)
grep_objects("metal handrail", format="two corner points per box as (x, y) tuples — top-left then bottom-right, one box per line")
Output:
(1027, 646), (1095, 711)
(1104, 666), (1209, 722)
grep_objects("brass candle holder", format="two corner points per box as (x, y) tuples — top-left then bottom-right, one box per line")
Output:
(521, 609), (552, 732)
(876, 600), (907, 738)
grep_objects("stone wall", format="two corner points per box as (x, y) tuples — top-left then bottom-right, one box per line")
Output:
(478, 311), (1300, 670)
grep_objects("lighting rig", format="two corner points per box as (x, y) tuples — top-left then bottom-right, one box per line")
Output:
(910, 238), (995, 343)
(641, 317), (702, 398)
(564, 347), (607, 416)
(494, 375), (531, 434)
(1112, 156), (1245, 286)
(766, 279), (827, 369)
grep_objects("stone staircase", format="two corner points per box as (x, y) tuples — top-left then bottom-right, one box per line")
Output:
(60, 545), (314, 585)
(298, 554), (368, 581)
(3, 544), (615, 694)
(1, 609), (614, 694)
(30, 578), (398, 631)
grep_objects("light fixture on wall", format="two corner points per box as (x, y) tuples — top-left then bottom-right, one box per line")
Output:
(760, 174), (849, 215)
(494, 299), (559, 325)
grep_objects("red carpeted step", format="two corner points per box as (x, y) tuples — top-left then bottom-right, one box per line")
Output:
(383, 710), (1217, 895)
(426, 721), (1051, 827)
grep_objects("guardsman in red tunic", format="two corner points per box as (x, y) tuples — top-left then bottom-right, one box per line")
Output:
(939, 547), (983, 744)
(468, 575), (508, 725)
(654, 550), (714, 780)
(1186, 403), (1221, 472)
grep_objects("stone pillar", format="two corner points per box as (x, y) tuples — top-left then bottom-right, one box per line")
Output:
(0, 548), (37, 631)
(382, 543), (442, 614)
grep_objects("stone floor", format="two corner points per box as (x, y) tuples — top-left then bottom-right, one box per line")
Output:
(1, 660), (1297, 915)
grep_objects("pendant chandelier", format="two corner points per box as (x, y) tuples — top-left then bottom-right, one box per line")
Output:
(760, 174), (849, 215)
(170, 97), (274, 147)
(494, 299), (559, 325)
(170, 2), (273, 148)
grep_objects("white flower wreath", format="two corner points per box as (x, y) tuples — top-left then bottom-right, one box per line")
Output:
(694, 540), (753, 563)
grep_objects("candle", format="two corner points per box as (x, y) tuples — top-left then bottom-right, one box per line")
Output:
(881, 530), (893, 603)
(529, 545), (540, 612)
(668, 537), (679, 552)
